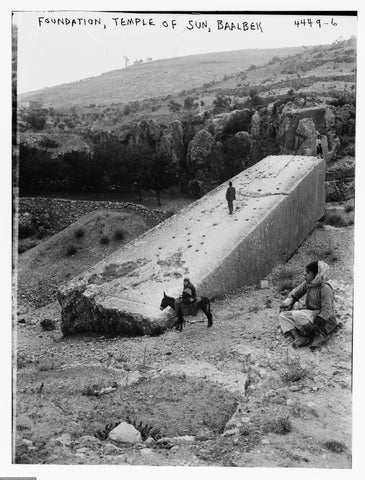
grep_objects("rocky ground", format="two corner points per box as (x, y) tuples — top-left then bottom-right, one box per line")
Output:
(14, 199), (354, 468)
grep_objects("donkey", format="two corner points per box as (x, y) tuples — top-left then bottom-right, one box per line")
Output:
(160, 292), (213, 331)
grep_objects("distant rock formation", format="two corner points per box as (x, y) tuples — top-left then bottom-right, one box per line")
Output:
(187, 129), (214, 170)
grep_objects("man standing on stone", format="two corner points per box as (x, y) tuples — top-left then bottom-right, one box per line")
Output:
(225, 181), (236, 214)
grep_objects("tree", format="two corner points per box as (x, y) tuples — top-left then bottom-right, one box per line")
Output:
(244, 89), (263, 108)
(184, 97), (194, 110)
(21, 108), (48, 131)
(168, 100), (182, 112)
(61, 150), (103, 193)
(142, 153), (178, 206)
(123, 55), (130, 68)
(213, 95), (231, 114)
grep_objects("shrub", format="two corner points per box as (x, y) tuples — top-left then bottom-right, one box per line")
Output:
(38, 137), (59, 149)
(263, 416), (293, 435)
(66, 245), (77, 257)
(100, 235), (110, 245)
(281, 361), (307, 383)
(323, 440), (346, 453)
(113, 229), (125, 241)
(164, 209), (177, 219)
(324, 212), (348, 227)
(278, 280), (295, 293)
(39, 360), (57, 371)
(40, 318), (56, 331)
(75, 227), (85, 239)
(345, 204), (354, 213)
(18, 239), (38, 254)
(19, 218), (36, 239)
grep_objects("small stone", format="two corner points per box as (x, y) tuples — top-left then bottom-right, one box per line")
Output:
(307, 401), (316, 408)
(108, 422), (142, 444)
(196, 428), (213, 441)
(103, 443), (122, 454)
(76, 447), (91, 454)
(140, 448), (154, 456)
(21, 438), (33, 447)
(289, 384), (304, 392)
(79, 435), (100, 447)
(144, 436), (155, 446)
(261, 439), (270, 445)
(170, 435), (195, 444)
(258, 280), (269, 289)
(50, 433), (72, 447)
(223, 428), (239, 437)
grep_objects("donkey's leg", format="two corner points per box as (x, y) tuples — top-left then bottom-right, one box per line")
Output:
(201, 302), (213, 327)
(176, 305), (184, 331)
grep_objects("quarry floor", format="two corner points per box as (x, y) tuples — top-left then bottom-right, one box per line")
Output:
(14, 221), (353, 468)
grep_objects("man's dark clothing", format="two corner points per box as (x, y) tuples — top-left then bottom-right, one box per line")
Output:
(181, 282), (197, 315)
(226, 186), (236, 214)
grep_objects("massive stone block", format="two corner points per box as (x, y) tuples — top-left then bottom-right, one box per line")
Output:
(58, 155), (325, 337)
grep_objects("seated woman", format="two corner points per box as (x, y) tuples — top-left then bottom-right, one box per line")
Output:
(279, 260), (339, 348)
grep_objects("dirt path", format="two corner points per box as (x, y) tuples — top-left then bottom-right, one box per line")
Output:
(15, 224), (353, 467)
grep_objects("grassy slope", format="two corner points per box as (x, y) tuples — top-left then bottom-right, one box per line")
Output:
(18, 46), (306, 107)
(18, 209), (151, 307)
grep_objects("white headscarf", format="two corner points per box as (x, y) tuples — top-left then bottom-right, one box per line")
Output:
(308, 260), (329, 287)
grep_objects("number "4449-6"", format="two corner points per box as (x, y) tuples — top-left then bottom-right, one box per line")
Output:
(294, 18), (338, 28)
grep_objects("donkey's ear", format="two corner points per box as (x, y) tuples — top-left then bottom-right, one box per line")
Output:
(163, 291), (166, 297)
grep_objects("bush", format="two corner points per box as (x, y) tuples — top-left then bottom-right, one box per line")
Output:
(324, 212), (348, 227)
(323, 440), (346, 453)
(281, 361), (307, 383)
(66, 245), (77, 257)
(19, 222), (36, 239)
(113, 229), (125, 241)
(40, 318), (56, 331)
(278, 280), (295, 293)
(75, 227), (85, 239)
(263, 416), (293, 435)
(38, 137), (59, 149)
(345, 204), (354, 213)
(18, 238), (38, 254)
(100, 235), (110, 245)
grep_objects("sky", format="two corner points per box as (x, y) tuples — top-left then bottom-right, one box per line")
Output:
(14, 10), (358, 94)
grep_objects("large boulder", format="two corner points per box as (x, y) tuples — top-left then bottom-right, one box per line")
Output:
(209, 109), (252, 140)
(277, 105), (334, 154)
(295, 118), (317, 156)
(58, 155), (325, 338)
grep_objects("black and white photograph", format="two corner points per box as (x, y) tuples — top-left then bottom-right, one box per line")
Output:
(3, 1), (363, 477)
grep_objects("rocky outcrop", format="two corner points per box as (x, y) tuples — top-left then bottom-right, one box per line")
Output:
(277, 105), (335, 154)
(295, 118), (317, 155)
(158, 120), (185, 166)
(325, 156), (355, 201)
(187, 129), (214, 170)
(250, 111), (261, 139)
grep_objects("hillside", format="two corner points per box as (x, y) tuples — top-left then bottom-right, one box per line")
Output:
(18, 46), (306, 108)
